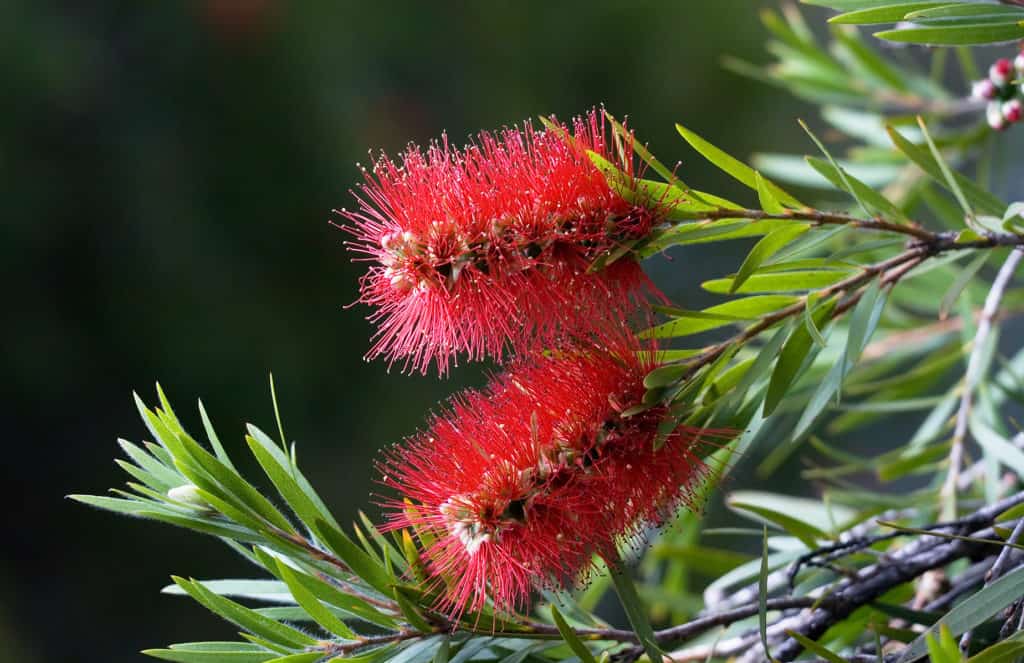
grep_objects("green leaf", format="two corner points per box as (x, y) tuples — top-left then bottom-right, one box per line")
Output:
(704, 270), (852, 294)
(550, 606), (597, 663)
(197, 399), (237, 471)
(676, 124), (802, 207)
(876, 21), (1024, 46)
(755, 171), (786, 214)
(162, 580), (294, 604)
(727, 495), (829, 548)
(607, 563), (662, 663)
(250, 548), (399, 629)
(798, 119), (873, 219)
(898, 565), (1024, 662)
(916, 117), (974, 225)
(172, 577), (317, 649)
(939, 251), (990, 319)
(118, 439), (183, 490)
(968, 633), (1024, 663)
(643, 295), (799, 339)
(433, 638), (450, 663)
(265, 654), (323, 663)
(971, 420), (1024, 478)
(143, 644), (277, 663)
(247, 425), (341, 531)
(275, 561), (357, 639)
(245, 435), (336, 539)
(315, 518), (395, 595)
(721, 324), (792, 413)
(732, 225), (812, 294)
(784, 630), (847, 663)
(803, 297), (828, 348)
(909, 5), (1024, 20)
(604, 111), (706, 204)
(832, 23), (910, 90)
(805, 157), (907, 222)
(925, 625), (962, 663)
(887, 126), (1005, 217)
(729, 491), (856, 535)
(827, 3), (950, 25)
(137, 398), (296, 535)
(393, 586), (434, 633)
(758, 525), (772, 662)
(765, 299), (837, 415)
(756, 153), (902, 189)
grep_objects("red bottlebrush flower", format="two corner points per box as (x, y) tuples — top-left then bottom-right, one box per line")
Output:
(338, 110), (665, 375)
(377, 337), (722, 617)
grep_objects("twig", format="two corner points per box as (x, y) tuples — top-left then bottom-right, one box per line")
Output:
(772, 491), (1024, 662)
(941, 248), (1024, 516)
(961, 517), (1024, 650)
(699, 208), (936, 242)
(680, 247), (929, 380)
(654, 597), (816, 644)
(321, 630), (426, 656)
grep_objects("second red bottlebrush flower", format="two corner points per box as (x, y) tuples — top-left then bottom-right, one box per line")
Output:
(339, 110), (664, 375)
(377, 335), (720, 617)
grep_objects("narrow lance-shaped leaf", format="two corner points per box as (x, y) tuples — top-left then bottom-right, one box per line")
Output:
(550, 606), (597, 663)
(765, 298), (838, 416)
(758, 525), (772, 661)
(172, 577), (317, 650)
(731, 224), (811, 294)
(898, 565), (1024, 662)
(676, 123), (803, 207)
(887, 125), (1005, 217)
(608, 562), (663, 663)
(275, 561), (357, 639)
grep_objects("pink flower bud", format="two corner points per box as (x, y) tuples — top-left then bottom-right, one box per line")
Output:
(379, 230), (401, 252)
(1015, 52), (1024, 75)
(991, 59), (1013, 86)
(1004, 99), (1022, 124)
(385, 267), (416, 293)
(972, 79), (998, 100)
(988, 102), (1007, 131)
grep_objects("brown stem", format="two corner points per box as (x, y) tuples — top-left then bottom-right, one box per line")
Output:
(680, 247), (928, 381)
(698, 208), (937, 242)
(674, 223), (1024, 382)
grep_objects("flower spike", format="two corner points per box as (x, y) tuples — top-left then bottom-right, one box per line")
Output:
(339, 110), (666, 375)
(377, 333), (727, 617)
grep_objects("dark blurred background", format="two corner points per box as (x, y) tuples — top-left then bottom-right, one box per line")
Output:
(2, 1), (820, 660)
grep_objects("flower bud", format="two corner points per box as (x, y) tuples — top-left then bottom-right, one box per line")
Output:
(988, 102), (1007, 131)
(1015, 51), (1024, 75)
(384, 267), (416, 293)
(380, 230), (401, 252)
(972, 79), (998, 101)
(991, 59), (1014, 87)
(1004, 99), (1023, 124)
(167, 484), (208, 508)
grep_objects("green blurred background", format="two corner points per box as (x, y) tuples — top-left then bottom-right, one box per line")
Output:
(3, 1), (822, 660)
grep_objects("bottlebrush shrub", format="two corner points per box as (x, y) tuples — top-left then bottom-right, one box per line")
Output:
(338, 109), (665, 375)
(377, 334), (722, 616)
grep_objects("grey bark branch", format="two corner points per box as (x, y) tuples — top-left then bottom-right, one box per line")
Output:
(942, 248), (1024, 512)
(771, 491), (1024, 661)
